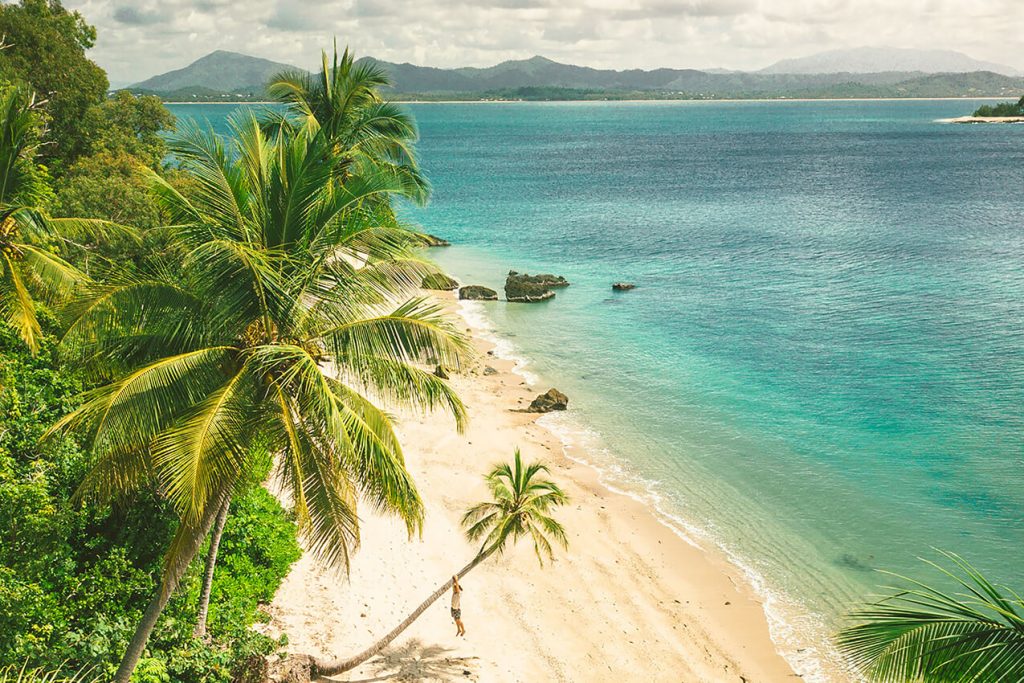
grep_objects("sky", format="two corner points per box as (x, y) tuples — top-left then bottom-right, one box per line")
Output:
(61, 0), (1024, 85)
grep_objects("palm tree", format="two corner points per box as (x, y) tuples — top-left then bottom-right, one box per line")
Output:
(48, 112), (469, 683)
(265, 44), (430, 205)
(0, 84), (112, 353)
(837, 551), (1024, 682)
(296, 448), (569, 678)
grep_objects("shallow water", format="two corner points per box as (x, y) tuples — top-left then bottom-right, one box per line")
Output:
(170, 100), (1024, 676)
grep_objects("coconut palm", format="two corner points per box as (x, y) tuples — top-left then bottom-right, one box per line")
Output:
(265, 44), (430, 205)
(297, 448), (569, 678)
(0, 84), (115, 353)
(48, 112), (469, 683)
(837, 551), (1024, 682)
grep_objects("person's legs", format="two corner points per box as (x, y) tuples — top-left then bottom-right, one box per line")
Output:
(455, 617), (465, 636)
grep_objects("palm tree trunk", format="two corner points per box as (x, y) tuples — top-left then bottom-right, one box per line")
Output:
(113, 493), (229, 683)
(312, 546), (496, 677)
(194, 496), (230, 639)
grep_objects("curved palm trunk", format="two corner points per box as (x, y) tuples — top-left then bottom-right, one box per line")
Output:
(114, 493), (230, 683)
(194, 496), (231, 639)
(312, 546), (496, 677)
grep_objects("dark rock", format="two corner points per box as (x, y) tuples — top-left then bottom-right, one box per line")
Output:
(421, 272), (459, 290)
(483, 366), (498, 375)
(612, 282), (636, 291)
(459, 285), (498, 300)
(527, 388), (569, 413)
(505, 271), (567, 302)
(420, 233), (451, 247)
(434, 365), (450, 379)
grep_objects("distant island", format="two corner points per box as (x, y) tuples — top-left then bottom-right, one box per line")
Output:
(944, 95), (1024, 123)
(122, 49), (1024, 103)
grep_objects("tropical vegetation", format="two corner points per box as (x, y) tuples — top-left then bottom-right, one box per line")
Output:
(838, 552), (1024, 682)
(0, 1), (472, 681)
(285, 448), (569, 678)
(973, 95), (1024, 117)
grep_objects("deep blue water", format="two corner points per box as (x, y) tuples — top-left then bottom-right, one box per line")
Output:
(170, 101), (1024, 672)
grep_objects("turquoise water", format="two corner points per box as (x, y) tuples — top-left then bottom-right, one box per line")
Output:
(169, 101), (1024, 674)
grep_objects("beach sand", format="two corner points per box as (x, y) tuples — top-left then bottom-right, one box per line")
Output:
(262, 291), (804, 682)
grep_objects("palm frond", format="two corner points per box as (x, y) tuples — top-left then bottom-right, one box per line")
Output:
(837, 551), (1024, 682)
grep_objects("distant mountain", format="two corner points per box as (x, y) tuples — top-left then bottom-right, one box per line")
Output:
(130, 50), (299, 94)
(761, 47), (1021, 76)
(128, 50), (1024, 102)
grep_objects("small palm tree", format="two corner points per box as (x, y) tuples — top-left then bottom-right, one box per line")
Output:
(0, 84), (115, 353)
(837, 551), (1024, 682)
(299, 448), (569, 677)
(48, 113), (468, 683)
(265, 44), (429, 205)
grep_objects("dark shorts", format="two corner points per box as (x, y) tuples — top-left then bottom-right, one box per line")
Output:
(451, 608), (461, 620)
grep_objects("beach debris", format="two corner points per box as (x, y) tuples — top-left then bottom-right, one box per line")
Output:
(434, 365), (450, 379)
(483, 366), (498, 375)
(504, 270), (568, 302)
(612, 282), (636, 291)
(459, 285), (498, 300)
(421, 272), (459, 290)
(420, 233), (451, 246)
(527, 388), (569, 413)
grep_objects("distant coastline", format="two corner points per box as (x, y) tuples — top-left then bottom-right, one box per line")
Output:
(941, 115), (1024, 123)
(163, 96), (1017, 105)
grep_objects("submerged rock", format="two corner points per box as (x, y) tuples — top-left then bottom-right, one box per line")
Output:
(504, 271), (567, 302)
(527, 388), (569, 413)
(420, 233), (451, 247)
(459, 285), (498, 300)
(421, 273), (459, 290)
(612, 282), (636, 291)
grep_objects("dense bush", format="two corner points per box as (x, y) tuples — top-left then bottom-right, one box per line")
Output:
(0, 323), (301, 681)
(973, 95), (1024, 117)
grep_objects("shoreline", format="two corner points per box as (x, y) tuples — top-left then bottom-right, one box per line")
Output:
(165, 96), (1014, 105)
(263, 290), (847, 682)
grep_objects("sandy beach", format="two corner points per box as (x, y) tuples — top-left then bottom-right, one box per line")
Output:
(262, 291), (807, 682)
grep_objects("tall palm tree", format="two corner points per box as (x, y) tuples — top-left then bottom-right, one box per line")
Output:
(48, 112), (469, 683)
(0, 84), (114, 353)
(837, 551), (1024, 682)
(296, 448), (570, 678)
(265, 44), (430, 205)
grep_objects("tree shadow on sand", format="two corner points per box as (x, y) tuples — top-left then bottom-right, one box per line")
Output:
(337, 638), (478, 682)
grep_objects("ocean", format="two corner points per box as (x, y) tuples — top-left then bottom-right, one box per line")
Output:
(169, 100), (1024, 677)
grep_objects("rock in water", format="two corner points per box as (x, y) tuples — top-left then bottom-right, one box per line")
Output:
(459, 285), (498, 300)
(421, 273), (459, 290)
(434, 365), (450, 379)
(420, 233), (451, 246)
(527, 388), (569, 413)
(612, 282), (636, 291)
(504, 271), (568, 302)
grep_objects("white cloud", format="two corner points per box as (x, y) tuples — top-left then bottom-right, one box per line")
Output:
(63, 0), (1024, 84)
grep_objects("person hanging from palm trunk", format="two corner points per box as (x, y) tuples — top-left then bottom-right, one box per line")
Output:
(451, 574), (465, 636)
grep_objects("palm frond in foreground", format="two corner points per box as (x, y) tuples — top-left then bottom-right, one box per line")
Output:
(837, 550), (1024, 682)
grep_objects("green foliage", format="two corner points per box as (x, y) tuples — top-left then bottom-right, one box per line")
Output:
(462, 448), (569, 564)
(53, 152), (164, 230)
(837, 551), (1024, 682)
(0, 0), (108, 174)
(0, 664), (95, 682)
(973, 95), (1024, 117)
(0, 322), (302, 681)
(79, 92), (175, 168)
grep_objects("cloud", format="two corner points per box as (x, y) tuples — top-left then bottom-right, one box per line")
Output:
(62, 0), (1024, 84)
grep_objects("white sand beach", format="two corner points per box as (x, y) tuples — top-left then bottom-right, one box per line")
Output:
(262, 291), (809, 682)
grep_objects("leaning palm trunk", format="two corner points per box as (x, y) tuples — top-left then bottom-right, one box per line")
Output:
(194, 497), (230, 638)
(311, 545), (496, 677)
(114, 493), (230, 683)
